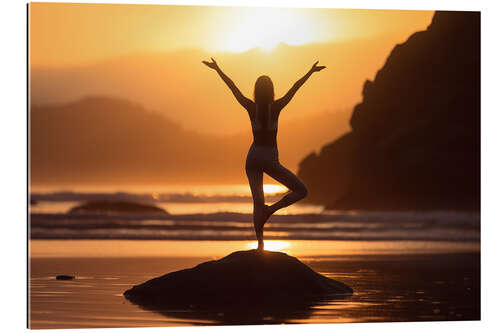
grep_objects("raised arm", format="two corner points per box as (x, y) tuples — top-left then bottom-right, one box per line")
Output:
(202, 58), (253, 110)
(275, 61), (326, 111)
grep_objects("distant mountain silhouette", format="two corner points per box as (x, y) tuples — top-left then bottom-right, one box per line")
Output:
(30, 96), (218, 185)
(297, 11), (480, 211)
(30, 96), (349, 185)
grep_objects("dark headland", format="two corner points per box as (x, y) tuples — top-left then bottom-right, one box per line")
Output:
(124, 250), (352, 312)
(298, 11), (480, 211)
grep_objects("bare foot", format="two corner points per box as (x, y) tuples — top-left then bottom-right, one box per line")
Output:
(261, 204), (273, 228)
(254, 206), (268, 230)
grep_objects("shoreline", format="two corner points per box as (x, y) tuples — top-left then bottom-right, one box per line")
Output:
(29, 239), (480, 259)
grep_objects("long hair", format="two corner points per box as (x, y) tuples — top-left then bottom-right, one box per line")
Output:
(254, 75), (275, 105)
(253, 76), (275, 130)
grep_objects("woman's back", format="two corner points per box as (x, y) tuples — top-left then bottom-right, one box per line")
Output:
(249, 103), (279, 148)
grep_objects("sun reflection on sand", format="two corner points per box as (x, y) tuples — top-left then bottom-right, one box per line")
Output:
(247, 240), (291, 252)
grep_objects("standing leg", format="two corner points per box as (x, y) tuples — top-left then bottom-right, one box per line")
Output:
(264, 161), (308, 215)
(245, 158), (265, 250)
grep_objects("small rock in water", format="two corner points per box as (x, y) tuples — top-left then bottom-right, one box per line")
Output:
(56, 275), (75, 280)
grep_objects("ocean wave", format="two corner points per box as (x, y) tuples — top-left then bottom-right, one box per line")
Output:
(29, 210), (480, 242)
(29, 227), (479, 242)
(30, 210), (480, 225)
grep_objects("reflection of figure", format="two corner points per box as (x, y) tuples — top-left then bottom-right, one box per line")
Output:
(203, 58), (326, 250)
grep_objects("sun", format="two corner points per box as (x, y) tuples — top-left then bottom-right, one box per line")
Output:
(247, 240), (291, 252)
(217, 8), (324, 52)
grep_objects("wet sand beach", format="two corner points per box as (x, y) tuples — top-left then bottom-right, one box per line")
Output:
(29, 240), (480, 328)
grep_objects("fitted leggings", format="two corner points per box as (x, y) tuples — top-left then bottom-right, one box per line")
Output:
(245, 144), (308, 220)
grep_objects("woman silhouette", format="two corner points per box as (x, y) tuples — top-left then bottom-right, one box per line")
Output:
(203, 58), (326, 250)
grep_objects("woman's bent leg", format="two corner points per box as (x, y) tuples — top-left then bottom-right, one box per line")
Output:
(245, 159), (265, 250)
(264, 161), (308, 214)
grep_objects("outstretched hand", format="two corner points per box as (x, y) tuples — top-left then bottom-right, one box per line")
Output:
(310, 61), (326, 73)
(202, 57), (219, 70)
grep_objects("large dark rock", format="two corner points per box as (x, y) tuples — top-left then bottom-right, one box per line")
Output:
(124, 250), (352, 314)
(68, 200), (167, 214)
(298, 11), (480, 211)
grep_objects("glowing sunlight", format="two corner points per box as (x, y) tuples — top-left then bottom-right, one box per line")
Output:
(263, 184), (287, 194)
(217, 8), (327, 52)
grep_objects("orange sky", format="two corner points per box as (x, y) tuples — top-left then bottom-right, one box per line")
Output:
(29, 3), (433, 135)
(29, 3), (433, 67)
(29, 3), (436, 184)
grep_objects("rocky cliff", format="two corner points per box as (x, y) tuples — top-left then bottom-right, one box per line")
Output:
(298, 11), (480, 210)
